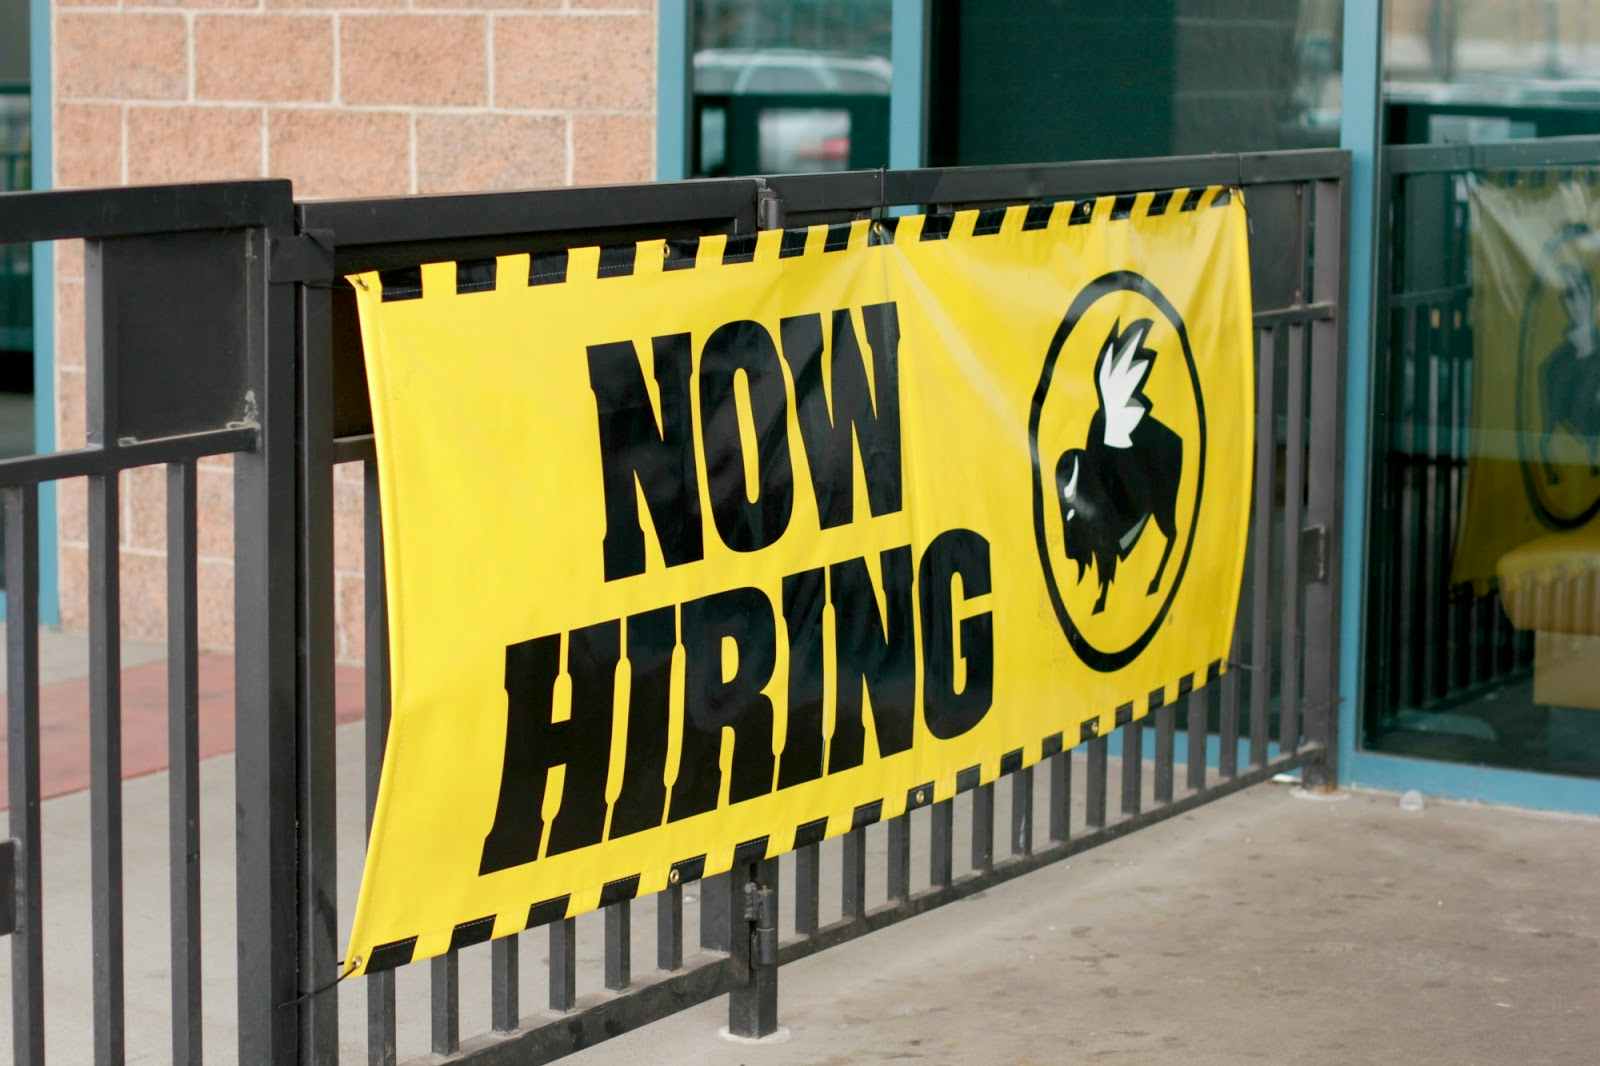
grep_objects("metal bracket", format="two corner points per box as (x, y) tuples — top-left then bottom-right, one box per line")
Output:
(1300, 524), (1329, 584)
(0, 839), (15, 936)
(754, 179), (785, 231)
(268, 227), (337, 285)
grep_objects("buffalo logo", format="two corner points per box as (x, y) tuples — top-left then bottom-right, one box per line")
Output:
(1030, 272), (1205, 672)
(1516, 223), (1600, 530)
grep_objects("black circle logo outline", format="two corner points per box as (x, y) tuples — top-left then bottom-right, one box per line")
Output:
(1514, 223), (1600, 531)
(1028, 271), (1208, 673)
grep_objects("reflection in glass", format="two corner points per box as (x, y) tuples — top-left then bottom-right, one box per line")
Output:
(1368, 161), (1600, 778)
(1386, 1), (1600, 144)
(1368, 5), (1600, 777)
(925, 1), (1345, 167)
(691, 1), (892, 177)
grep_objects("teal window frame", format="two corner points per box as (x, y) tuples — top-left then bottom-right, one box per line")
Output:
(655, 0), (929, 181)
(1, 0), (58, 624)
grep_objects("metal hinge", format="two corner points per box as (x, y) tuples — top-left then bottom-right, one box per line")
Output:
(0, 839), (15, 936)
(1300, 524), (1329, 584)
(742, 880), (778, 969)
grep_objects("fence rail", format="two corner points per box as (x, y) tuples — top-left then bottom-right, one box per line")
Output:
(0, 148), (1347, 1065)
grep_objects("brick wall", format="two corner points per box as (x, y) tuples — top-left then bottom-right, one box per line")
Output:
(50, 0), (658, 659)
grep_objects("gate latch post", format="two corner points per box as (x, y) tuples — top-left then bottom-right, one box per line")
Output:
(727, 860), (780, 1039)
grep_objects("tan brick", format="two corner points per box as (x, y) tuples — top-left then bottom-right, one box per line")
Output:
(57, 542), (87, 633)
(494, 14), (654, 111)
(415, 113), (564, 194)
(55, 241), (86, 283)
(197, 557), (236, 650)
(336, 570), (365, 666)
(54, 103), (121, 188)
(56, 279), (85, 373)
(196, 465), (235, 561)
(122, 465), (167, 553)
(195, 16), (334, 103)
(57, 368), (86, 451)
(333, 474), (364, 578)
(127, 106), (263, 185)
(58, 14), (188, 101)
(58, 477), (87, 548)
(268, 110), (410, 199)
(572, 114), (652, 185)
(139, 0), (259, 9)
(268, 0), (405, 10)
(115, 549), (167, 644)
(341, 15), (487, 107)
(407, 0), (554, 10)
(569, 0), (654, 9)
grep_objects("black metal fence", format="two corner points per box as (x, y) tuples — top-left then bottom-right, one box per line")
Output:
(0, 147), (1346, 1064)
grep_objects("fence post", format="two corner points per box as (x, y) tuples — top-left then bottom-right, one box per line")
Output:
(1302, 172), (1349, 789)
(235, 195), (304, 1064)
(727, 857), (779, 1038)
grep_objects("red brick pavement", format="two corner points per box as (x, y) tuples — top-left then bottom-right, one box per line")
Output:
(0, 654), (366, 808)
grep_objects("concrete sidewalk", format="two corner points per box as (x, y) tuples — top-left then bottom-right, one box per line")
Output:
(0, 633), (1596, 1063)
(589, 785), (1599, 1066)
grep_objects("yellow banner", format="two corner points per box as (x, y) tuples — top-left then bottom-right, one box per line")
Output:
(344, 186), (1254, 977)
(1456, 178), (1600, 595)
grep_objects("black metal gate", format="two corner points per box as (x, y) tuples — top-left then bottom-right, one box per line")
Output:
(0, 147), (1347, 1064)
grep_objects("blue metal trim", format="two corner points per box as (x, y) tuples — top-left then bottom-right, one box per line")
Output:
(1107, 728), (1285, 773)
(25, 0), (56, 626)
(655, 0), (691, 181)
(1336, 0), (1383, 791)
(889, 0), (928, 170)
(1346, 750), (1600, 815)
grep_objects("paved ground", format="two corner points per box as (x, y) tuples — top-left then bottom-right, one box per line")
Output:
(0, 635), (1596, 1064)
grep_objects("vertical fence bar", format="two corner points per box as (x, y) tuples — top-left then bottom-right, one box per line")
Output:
(1302, 176), (1347, 783)
(1280, 323), (1306, 754)
(297, 269), (339, 1066)
(5, 485), (43, 1066)
(605, 902), (632, 991)
(167, 463), (202, 1066)
(658, 881), (684, 970)
(887, 815), (911, 901)
(1250, 323), (1277, 767)
(1047, 750), (1071, 843)
(794, 844), (820, 935)
(930, 800), (954, 888)
(1219, 626), (1242, 778)
(432, 952), (460, 1054)
(1120, 718), (1143, 816)
(236, 211), (302, 1066)
(363, 460), (397, 1065)
(88, 469), (125, 1066)
(1153, 702), (1175, 804)
(492, 938), (519, 1032)
(971, 783), (995, 871)
(1010, 767), (1033, 856)
(1084, 737), (1107, 829)
(699, 873), (731, 952)
(842, 829), (867, 919)
(550, 920), (576, 1011)
(1185, 692), (1205, 792)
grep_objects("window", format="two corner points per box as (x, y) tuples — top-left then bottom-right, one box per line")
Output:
(691, 0), (893, 177)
